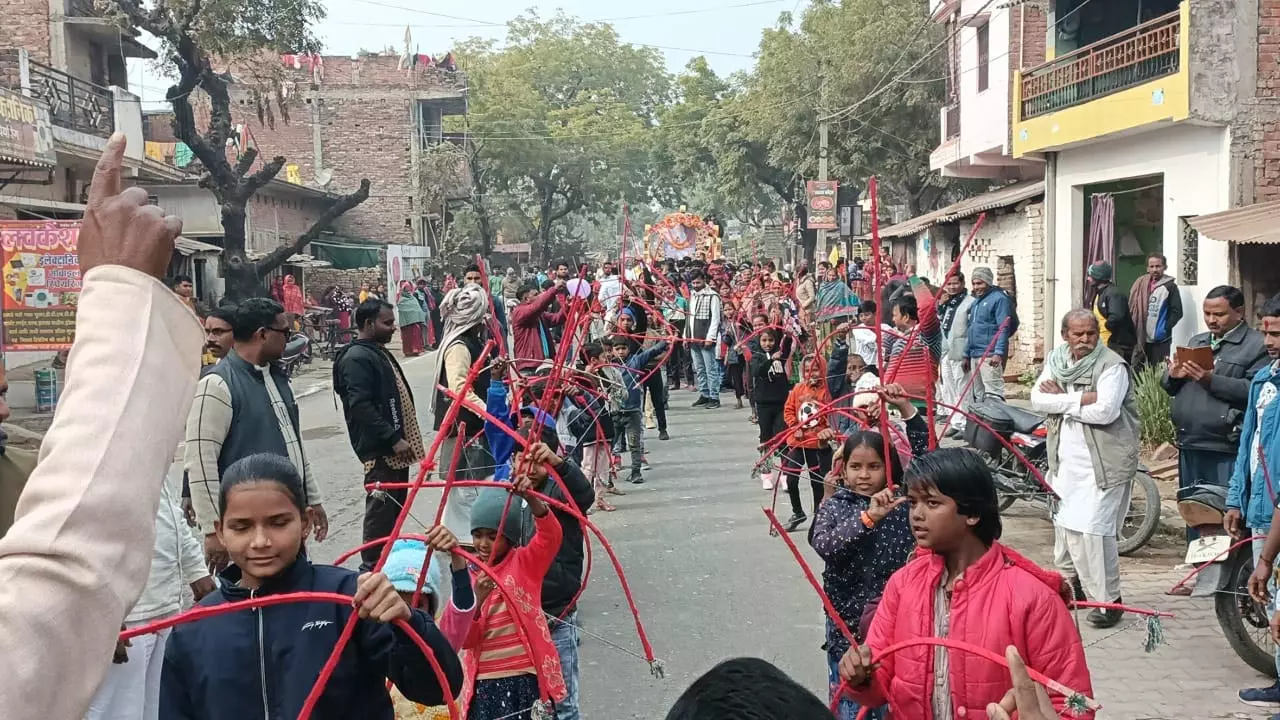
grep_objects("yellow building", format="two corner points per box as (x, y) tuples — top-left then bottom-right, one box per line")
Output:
(1006, 0), (1280, 346)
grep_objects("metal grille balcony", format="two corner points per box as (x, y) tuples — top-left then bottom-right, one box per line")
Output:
(0, 50), (115, 138)
(1020, 9), (1180, 120)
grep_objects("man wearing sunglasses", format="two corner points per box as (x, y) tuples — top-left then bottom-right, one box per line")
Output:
(183, 297), (328, 569)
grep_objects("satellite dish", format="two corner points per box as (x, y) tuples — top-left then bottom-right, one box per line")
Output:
(314, 168), (334, 187)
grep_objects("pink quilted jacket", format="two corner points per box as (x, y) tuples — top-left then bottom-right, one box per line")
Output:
(849, 542), (1094, 719)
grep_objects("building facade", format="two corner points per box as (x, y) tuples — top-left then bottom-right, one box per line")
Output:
(227, 52), (471, 251)
(1011, 0), (1280, 342)
(0, 0), (182, 220)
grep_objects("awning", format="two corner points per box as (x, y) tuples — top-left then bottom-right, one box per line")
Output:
(1187, 200), (1280, 245)
(174, 236), (222, 256)
(309, 237), (382, 269)
(878, 180), (1046, 239)
(247, 250), (332, 268)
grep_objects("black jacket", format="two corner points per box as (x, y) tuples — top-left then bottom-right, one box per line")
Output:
(540, 459), (597, 617)
(333, 340), (412, 462)
(750, 349), (793, 405)
(1163, 323), (1270, 453)
(1094, 283), (1138, 351)
(161, 557), (463, 720)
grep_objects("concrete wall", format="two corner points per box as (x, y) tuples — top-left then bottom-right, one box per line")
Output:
(959, 203), (1046, 369)
(1052, 123), (1232, 345)
(957, 3), (1011, 158)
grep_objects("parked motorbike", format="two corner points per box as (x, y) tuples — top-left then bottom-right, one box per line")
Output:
(279, 331), (312, 378)
(961, 398), (1161, 556)
(1179, 484), (1278, 677)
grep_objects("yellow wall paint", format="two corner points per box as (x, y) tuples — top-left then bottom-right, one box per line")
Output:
(1012, 1), (1190, 157)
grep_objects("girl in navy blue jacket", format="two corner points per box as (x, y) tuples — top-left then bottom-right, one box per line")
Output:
(160, 453), (464, 720)
(808, 385), (925, 720)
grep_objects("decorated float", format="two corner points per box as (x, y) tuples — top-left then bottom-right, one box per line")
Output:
(643, 209), (722, 261)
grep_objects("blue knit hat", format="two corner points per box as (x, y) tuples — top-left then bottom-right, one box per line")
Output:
(383, 539), (442, 594)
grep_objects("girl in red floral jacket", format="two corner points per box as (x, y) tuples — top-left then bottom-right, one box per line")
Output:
(423, 466), (566, 720)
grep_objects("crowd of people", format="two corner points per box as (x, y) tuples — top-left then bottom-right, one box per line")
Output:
(9, 136), (1280, 720)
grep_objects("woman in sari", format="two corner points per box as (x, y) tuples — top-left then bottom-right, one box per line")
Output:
(396, 281), (429, 357)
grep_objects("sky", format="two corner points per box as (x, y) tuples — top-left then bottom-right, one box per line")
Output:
(128, 0), (797, 108)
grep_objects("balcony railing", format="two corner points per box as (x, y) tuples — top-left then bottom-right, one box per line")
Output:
(944, 103), (960, 140)
(0, 50), (115, 138)
(1020, 9), (1180, 120)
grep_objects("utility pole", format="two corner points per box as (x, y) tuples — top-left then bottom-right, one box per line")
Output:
(813, 58), (829, 266)
(816, 119), (829, 260)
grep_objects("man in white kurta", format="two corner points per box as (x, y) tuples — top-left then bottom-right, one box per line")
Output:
(1032, 310), (1139, 629)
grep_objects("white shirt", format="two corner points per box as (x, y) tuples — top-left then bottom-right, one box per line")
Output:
(1251, 364), (1280, 484)
(128, 474), (208, 624)
(1031, 362), (1130, 535)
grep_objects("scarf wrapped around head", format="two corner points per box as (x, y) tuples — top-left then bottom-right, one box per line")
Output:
(427, 284), (491, 429)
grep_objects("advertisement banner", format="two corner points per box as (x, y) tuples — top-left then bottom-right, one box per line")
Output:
(385, 244), (433, 294)
(0, 220), (81, 351)
(0, 88), (55, 167)
(806, 180), (839, 230)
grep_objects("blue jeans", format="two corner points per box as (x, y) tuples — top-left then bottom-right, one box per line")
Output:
(690, 345), (721, 400)
(550, 610), (580, 720)
(1251, 531), (1280, 676)
(826, 647), (884, 720)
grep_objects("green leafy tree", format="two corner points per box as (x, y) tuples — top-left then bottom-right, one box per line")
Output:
(106, 0), (369, 299)
(454, 13), (670, 262)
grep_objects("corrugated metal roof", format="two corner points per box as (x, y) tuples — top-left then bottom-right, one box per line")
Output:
(1187, 200), (1280, 245)
(878, 180), (1045, 239)
(174, 236), (222, 256)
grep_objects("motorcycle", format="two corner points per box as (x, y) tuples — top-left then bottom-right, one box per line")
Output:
(962, 398), (1161, 556)
(279, 331), (312, 378)
(1179, 484), (1278, 677)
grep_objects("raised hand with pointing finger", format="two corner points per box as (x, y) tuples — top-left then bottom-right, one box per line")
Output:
(79, 132), (183, 279)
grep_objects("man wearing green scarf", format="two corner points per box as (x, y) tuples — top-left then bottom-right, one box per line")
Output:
(1031, 309), (1140, 630)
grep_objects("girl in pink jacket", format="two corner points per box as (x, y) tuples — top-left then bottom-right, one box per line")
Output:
(838, 448), (1094, 719)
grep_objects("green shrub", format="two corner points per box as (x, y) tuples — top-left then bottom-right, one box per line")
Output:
(1134, 362), (1175, 448)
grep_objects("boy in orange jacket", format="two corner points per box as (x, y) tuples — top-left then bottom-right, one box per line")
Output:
(782, 354), (837, 532)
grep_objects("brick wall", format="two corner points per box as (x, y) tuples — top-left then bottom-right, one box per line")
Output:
(1255, 1), (1280, 201)
(142, 111), (178, 142)
(319, 96), (415, 244)
(957, 202), (1046, 370)
(246, 187), (332, 254)
(0, 0), (51, 64)
(306, 266), (383, 295)
(1006, 5), (1049, 149)
(221, 52), (466, 249)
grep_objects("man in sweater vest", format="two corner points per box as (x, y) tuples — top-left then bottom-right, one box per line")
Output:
(1031, 309), (1139, 629)
(183, 298), (328, 569)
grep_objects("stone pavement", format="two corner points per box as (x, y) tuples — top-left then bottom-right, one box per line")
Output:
(259, 352), (1275, 719)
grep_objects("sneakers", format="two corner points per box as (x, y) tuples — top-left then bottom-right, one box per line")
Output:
(627, 471), (645, 485)
(784, 512), (808, 532)
(692, 396), (710, 407)
(642, 455), (652, 470)
(1239, 681), (1280, 707)
(659, 430), (671, 441)
(704, 399), (721, 409)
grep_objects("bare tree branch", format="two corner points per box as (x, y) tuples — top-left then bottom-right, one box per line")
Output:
(237, 154), (285, 202)
(255, 180), (372, 276)
(233, 146), (260, 178)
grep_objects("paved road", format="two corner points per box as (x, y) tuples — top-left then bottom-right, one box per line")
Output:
(221, 350), (1274, 719)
